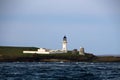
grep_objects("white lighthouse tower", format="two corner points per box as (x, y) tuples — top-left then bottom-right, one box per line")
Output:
(62, 36), (67, 53)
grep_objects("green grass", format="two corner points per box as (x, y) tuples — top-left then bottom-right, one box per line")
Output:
(0, 46), (38, 58)
(0, 46), (95, 62)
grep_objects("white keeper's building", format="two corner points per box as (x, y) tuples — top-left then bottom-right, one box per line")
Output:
(23, 36), (68, 54)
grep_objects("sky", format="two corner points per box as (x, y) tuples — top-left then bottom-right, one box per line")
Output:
(0, 0), (120, 55)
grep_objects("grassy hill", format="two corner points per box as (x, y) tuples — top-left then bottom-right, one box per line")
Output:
(0, 46), (120, 62)
(0, 46), (96, 62)
(0, 46), (38, 61)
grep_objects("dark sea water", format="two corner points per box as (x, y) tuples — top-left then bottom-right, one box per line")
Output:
(0, 62), (120, 80)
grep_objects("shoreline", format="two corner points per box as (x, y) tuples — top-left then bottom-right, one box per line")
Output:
(0, 46), (120, 62)
(0, 56), (120, 62)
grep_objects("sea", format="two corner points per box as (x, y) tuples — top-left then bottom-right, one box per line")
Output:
(0, 62), (120, 80)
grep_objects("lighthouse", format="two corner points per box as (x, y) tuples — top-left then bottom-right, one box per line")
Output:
(62, 36), (67, 53)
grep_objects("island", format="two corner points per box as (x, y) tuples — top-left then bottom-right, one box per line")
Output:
(0, 46), (120, 62)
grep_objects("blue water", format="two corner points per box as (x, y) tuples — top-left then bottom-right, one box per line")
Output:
(0, 62), (120, 80)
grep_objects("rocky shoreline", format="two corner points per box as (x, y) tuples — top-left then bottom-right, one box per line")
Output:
(0, 46), (120, 62)
(0, 56), (120, 62)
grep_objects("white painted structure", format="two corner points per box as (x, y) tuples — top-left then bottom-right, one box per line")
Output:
(23, 36), (68, 54)
(23, 48), (50, 54)
(79, 47), (85, 55)
(62, 36), (67, 53)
